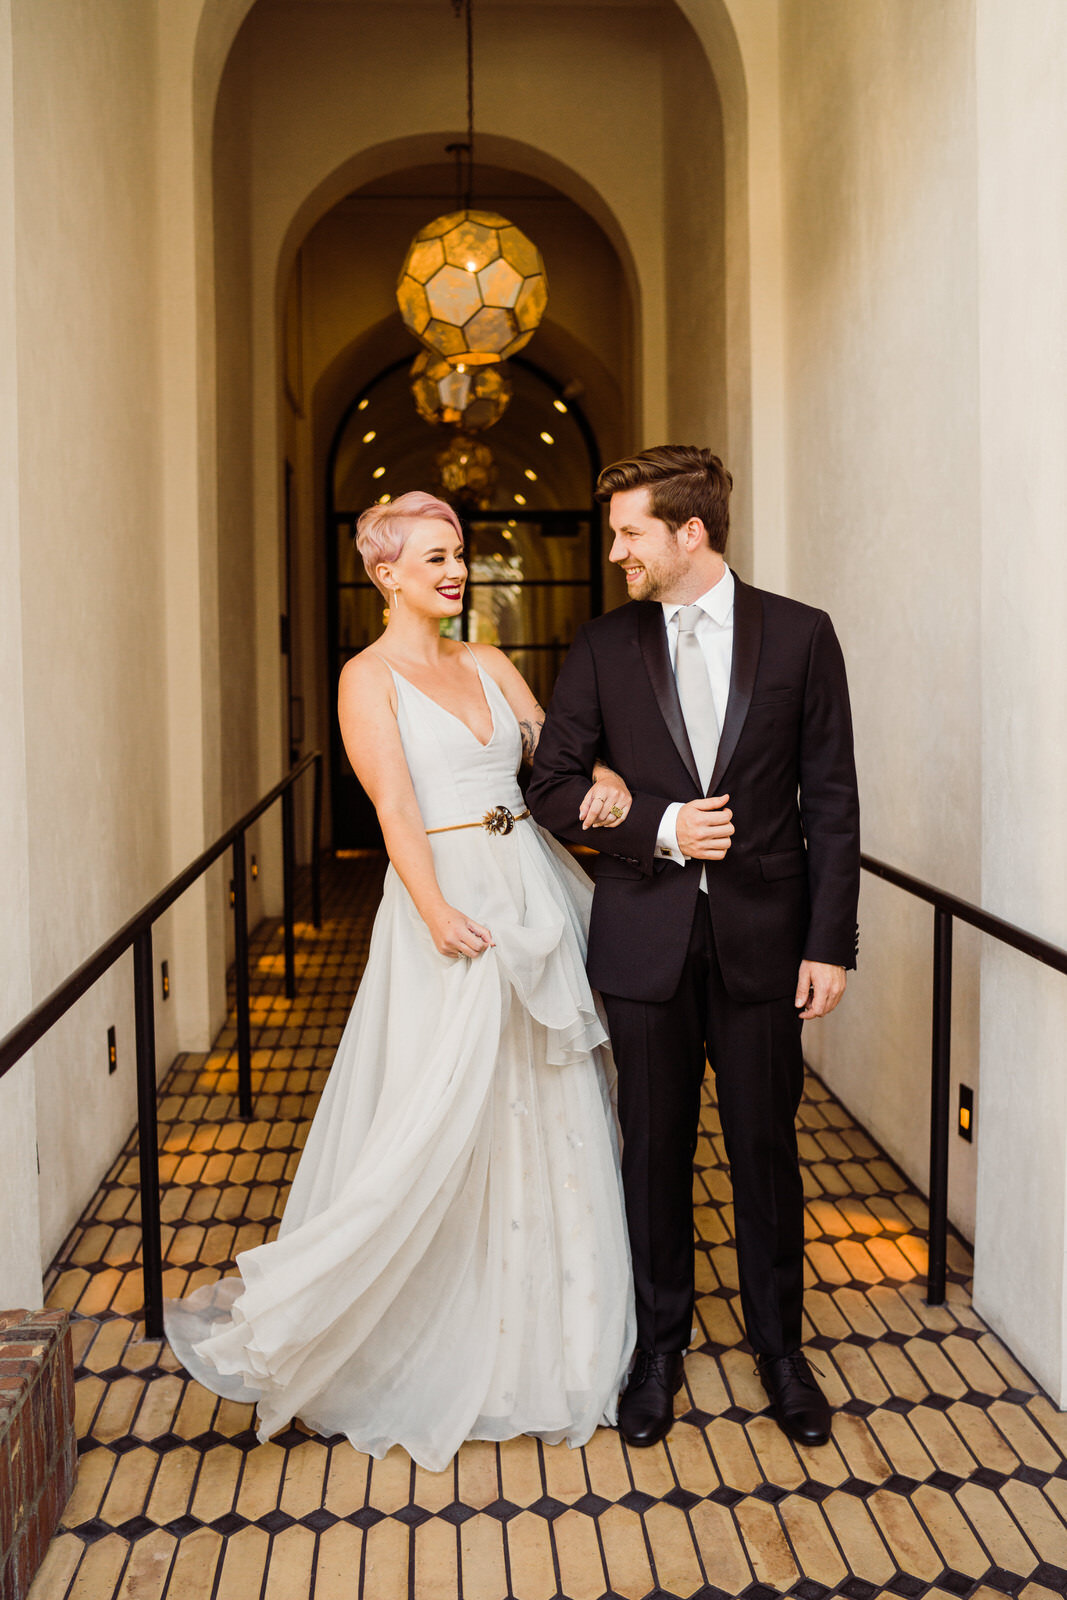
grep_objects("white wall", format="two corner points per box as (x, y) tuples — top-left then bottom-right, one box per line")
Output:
(0, 0), (41, 1310)
(780, 0), (1067, 1403)
(780, 0), (982, 1240)
(8, 0), (181, 1265)
(972, 0), (1067, 1402)
(661, 7), (732, 547)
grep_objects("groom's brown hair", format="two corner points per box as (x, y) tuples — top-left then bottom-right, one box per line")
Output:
(595, 445), (733, 554)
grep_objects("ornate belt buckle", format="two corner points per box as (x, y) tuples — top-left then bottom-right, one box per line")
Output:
(482, 805), (515, 836)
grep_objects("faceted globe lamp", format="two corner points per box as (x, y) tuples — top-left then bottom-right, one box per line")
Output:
(411, 351), (511, 432)
(397, 209), (548, 366)
(436, 433), (497, 509)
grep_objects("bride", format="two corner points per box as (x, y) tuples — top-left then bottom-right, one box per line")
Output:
(165, 491), (636, 1471)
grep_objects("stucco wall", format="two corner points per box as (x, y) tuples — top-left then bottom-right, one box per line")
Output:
(9, 0), (178, 1264)
(780, 0), (982, 1241)
(662, 7), (733, 556)
(0, 0), (41, 1309)
(780, 0), (1067, 1402)
(972, 0), (1067, 1402)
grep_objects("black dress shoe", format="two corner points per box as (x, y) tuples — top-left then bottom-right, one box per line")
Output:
(757, 1351), (832, 1446)
(618, 1350), (685, 1447)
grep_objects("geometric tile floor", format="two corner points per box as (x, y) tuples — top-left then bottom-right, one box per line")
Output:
(26, 854), (1067, 1600)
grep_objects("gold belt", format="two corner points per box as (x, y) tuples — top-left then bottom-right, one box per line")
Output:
(426, 805), (530, 837)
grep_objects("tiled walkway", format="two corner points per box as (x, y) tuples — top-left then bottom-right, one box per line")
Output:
(28, 856), (1067, 1600)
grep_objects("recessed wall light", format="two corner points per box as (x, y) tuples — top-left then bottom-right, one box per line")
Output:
(553, 399), (568, 413)
(372, 466), (386, 479)
(357, 398), (369, 410)
(524, 469), (537, 481)
(539, 431), (554, 445)
(363, 430), (376, 444)
(514, 493), (526, 506)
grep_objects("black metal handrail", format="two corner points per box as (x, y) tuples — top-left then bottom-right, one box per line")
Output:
(860, 851), (1067, 1305)
(0, 752), (324, 1337)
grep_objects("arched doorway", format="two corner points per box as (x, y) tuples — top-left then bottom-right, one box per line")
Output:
(204, 2), (744, 859)
(278, 154), (634, 849)
(325, 356), (604, 848)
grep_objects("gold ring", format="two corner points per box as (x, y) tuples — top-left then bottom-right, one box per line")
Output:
(609, 804), (623, 820)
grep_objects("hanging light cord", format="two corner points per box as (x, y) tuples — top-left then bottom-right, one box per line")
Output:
(449, 0), (475, 209)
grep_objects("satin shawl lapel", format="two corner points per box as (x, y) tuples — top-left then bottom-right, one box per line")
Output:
(636, 602), (701, 790)
(709, 576), (763, 795)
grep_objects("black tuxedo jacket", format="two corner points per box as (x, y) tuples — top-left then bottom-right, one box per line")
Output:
(527, 577), (861, 1004)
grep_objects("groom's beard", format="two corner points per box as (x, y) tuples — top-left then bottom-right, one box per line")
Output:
(619, 561), (684, 604)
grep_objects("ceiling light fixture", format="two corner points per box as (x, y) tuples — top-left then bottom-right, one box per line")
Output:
(411, 350), (511, 432)
(396, 0), (547, 370)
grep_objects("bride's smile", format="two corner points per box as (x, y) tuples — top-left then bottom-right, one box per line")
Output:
(376, 520), (469, 620)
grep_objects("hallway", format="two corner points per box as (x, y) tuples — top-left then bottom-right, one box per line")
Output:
(25, 857), (1067, 1600)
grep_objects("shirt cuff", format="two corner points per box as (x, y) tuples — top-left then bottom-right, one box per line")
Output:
(655, 802), (686, 866)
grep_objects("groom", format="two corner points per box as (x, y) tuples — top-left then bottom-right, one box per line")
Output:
(528, 446), (860, 1449)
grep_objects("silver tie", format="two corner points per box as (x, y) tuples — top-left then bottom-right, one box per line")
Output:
(675, 605), (719, 791)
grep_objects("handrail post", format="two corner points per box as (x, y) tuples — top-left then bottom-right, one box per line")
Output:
(232, 832), (253, 1118)
(311, 752), (323, 931)
(133, 927), (164, 1339)
(927, 907), (953, 1305)
(282, 783), (296, 1000)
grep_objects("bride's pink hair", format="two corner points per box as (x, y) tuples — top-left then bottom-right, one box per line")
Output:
(355, 491), (464, 596)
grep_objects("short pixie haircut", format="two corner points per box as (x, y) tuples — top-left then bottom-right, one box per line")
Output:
(595, 445), (733, 554)
(355, 492), (464, 596)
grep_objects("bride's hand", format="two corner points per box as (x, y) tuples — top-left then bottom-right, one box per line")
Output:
(426, 904), (495, 958)
(579, 766), (632, 830)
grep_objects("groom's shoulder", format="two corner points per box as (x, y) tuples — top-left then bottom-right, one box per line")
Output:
(744, 578), (829, 635)
(580, 600), (653, 645)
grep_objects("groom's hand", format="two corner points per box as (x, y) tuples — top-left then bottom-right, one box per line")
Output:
(676, 795), (734, 860)
(795, 960), (846, 1019)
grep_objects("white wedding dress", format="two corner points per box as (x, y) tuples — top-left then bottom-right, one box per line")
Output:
(165, 654), (635, 1471)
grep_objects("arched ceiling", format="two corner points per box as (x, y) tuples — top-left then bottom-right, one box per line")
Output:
(332, 358), (595, 516)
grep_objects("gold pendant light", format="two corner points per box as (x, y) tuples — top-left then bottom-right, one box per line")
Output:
(436, 432), (497, 509)
(411, 349), (512, 430)
(396, 0), (548, 370)
(399, 211), (546, 367)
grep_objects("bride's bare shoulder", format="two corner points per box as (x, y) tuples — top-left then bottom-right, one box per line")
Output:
(338, 648), (395, 711)
(466, 642), (515, 681)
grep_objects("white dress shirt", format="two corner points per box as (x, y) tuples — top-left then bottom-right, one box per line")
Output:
(655, 565), (735, 887)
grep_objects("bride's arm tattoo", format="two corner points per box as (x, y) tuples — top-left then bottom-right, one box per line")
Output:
(519, 706), (546, 766)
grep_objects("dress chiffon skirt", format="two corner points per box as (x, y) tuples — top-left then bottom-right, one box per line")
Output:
(165, 820), (635, 1472)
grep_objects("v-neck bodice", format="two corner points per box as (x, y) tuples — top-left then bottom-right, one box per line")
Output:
(387, 655), (525, 832)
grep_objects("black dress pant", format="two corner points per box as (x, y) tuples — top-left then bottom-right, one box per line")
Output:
(601, 892), (805, 1358)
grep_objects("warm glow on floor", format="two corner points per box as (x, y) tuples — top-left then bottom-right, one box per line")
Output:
(34, 858), (1055, 1600)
